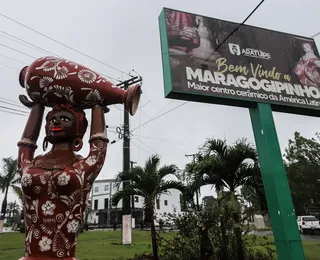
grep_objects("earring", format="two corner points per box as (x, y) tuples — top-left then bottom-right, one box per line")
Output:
(42, 137), (49, 151)
(72, 138), (83, 152)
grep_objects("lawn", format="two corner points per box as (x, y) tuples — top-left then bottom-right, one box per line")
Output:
(1, 230), (320, 260)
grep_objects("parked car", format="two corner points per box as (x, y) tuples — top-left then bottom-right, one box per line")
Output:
(297, 215), (320, 234)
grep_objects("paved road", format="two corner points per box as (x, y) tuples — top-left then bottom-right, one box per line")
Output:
(253, 230), (320, 241)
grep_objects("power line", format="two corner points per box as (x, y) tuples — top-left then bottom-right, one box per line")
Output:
(203, 0), (265, 65)
(132, 101), (188, 131)
(137, 135), (189, 145)
(0, 99), (29, 110)
(136, 138), (158, 155)
(0, 62), (20, 71)
(0, 30), (56, 56)
(0, 35), (120, 84)
(0, 105), (29, 114)
(0, 12), (130, 77)
(0, 53), (27, 64)
(0, 43), (37, 59)
(131, 139), (152, 156)
(311, 31), (320, 38)
(0, 108), (27, 117)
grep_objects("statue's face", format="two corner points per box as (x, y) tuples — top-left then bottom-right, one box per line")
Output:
(303, 43), (312, 52)
(46, 109), (77, 144)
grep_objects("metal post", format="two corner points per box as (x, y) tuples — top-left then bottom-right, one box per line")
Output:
(116, 76), (142, 245)
(130, 160), (137, 228)
(249, 103), (305, 260)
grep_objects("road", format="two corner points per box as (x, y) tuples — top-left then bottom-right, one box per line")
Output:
(253, 230), (320, 241)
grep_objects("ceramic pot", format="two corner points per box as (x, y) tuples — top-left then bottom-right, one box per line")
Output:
(19, 56), (141, 115)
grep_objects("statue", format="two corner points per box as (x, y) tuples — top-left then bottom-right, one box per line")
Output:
(189, 16), (222, 70)
(17, 56), (141, 259)
(293, 42), (320, 89)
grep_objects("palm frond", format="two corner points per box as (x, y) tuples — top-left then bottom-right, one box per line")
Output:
(157, 180), (185, 195)
(111, 187), (144, 207)
(158, 164), (179, 180)
(11, 185), (23, 202)
(144, 154), (161, 175)
(203, 139), (228, 158)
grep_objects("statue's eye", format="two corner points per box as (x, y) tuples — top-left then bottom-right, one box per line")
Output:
(61, 116), (70, 122)
(50, 118), (57, 123)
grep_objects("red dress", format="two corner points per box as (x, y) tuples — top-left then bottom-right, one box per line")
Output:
(18, 138), (107, 260)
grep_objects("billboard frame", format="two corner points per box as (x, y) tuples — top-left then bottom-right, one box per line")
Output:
(159, 7), (307, 260)
(159, 7), (320, 118)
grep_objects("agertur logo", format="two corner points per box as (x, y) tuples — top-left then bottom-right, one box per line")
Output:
(229, 43), (241, 56)
(228, 43), (271, 60)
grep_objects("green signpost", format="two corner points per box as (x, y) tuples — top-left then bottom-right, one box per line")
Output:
(250, 103), (305, 259)
(158, 7), (320, 260)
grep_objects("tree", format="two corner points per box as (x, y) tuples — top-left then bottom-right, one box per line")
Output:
(193, 138), (260, 260)
(184, 153), (210, 211)
(6, 201), (20, 225)
(0, 157), (19, 222)
(241, 161), (268, 217)
(111, 155), (184, 260)
(284, 131), (320, 215)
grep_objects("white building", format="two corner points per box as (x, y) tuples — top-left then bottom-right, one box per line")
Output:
(88, 178), (184, 227)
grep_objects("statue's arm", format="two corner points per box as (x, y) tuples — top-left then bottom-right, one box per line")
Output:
(81, 105), (108, 183)
(17, 100), (44, 173)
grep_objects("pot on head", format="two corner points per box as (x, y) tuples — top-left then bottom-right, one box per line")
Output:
(19, 56), (141, 115)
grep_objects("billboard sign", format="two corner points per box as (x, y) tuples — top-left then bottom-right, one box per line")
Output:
(159, 8), (320, 116)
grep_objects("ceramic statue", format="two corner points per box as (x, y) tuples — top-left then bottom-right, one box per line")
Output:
(17, 56), (141, 259)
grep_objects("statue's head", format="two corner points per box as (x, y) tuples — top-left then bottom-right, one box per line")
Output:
(302, 42), (313, 53)
(45, 104), (88, 150)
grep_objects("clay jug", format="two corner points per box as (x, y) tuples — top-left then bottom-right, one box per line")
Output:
(19, 56), (141, 115)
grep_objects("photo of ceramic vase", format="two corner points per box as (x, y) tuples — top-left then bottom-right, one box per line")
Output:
(19, 56), (141, 115)
(189, 16), (222, 70)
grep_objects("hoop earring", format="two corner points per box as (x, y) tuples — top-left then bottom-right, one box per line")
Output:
(72, 138), (83, 152)
(42, 137), (49, 152)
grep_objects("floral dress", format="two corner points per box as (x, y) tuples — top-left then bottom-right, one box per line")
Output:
(18, 138), (107, 259)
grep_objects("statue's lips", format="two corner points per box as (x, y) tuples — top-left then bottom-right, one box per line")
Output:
(51, 127), (63, 132)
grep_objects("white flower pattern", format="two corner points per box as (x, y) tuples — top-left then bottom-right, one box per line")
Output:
(38, 236), (52, 252)
(85, 155), (97, 166)
(39, 77), (53, 89)
(57, 172), (70, 186)
(41, 201), (56, 216)
(78, 69), (97, 83)
(67, 220), (79, 233)
(54, 66), (69, 80)
(19, 117), (107, 257)
(85, 89), (102, 101)
(21, 173), (32, 187)
(52, 85), (72, 97)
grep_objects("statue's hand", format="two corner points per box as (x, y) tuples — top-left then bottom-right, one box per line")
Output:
(19, 94), (35, 108)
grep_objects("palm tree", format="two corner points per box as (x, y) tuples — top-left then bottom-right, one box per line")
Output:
(6, 201), (20, 225)
(111, 155), (184, 260)
(184, 153), (209, 211)
(0, 157), (19, 224)
(194, 138), (259, 260)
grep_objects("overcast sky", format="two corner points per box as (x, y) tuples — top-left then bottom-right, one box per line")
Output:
(0, 0), (320, 205)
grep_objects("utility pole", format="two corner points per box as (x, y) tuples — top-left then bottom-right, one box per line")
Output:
(116, 76), (142, 245)
(185, 153), (200, 211)
(130, 160), (137, 228)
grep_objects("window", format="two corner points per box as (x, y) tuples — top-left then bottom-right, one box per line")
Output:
(156, 199), (160, 210)
(104, 184), (109, 192)
(134, 196), (139, 203)
(302, 216), (318, 221)
(164, 200), (168, 206)
(104, 198), (109, 209)
(94, 187), (99, 193)
(94, 199), (98, 210)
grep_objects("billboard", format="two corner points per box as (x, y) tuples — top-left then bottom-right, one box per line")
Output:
(159, 8), (320, 116)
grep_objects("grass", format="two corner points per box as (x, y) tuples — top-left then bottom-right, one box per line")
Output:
(1, 230), (320, 259)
